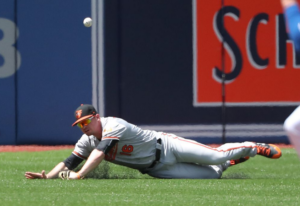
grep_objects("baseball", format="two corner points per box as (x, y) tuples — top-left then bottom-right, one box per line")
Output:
(83, 17), (92, 27)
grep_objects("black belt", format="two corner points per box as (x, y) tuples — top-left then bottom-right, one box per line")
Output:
(148, 138), (162, 169)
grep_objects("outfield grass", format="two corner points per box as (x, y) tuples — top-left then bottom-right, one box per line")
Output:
(1, 148), (300, 205)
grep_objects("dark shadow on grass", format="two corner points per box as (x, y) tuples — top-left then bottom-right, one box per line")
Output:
(222, 173), (251, 179)
(75, 161), (151, 179)
(85, 161), (111, 179)
(75, 161), (251, 180)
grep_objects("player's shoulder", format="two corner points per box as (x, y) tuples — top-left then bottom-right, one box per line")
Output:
(102, 117), (129, 128)
(101, 117), (130, 136)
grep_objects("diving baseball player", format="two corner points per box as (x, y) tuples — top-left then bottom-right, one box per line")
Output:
(25, 104), (282, 180)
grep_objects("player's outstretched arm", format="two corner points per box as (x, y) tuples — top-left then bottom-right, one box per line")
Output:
(25, 162), (68, 179)
(64, 149), (105, 180)
(78, 149), (105, 177)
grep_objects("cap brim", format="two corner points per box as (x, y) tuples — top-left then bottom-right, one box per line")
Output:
(72, 114), (94, 127)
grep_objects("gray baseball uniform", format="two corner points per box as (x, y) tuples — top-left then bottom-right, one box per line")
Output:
(71, 117), (257, 179)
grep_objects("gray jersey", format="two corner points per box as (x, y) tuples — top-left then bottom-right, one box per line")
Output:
(73, 117), (159, 169)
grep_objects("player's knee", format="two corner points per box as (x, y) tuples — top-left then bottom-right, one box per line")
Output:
(283, 119), (291, 132)
(284, 106), (300, 133)
(284, 116), (300, 133)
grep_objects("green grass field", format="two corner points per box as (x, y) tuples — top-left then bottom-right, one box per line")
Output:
(1, 148), (300, 206)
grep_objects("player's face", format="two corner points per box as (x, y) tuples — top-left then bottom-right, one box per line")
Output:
(77, 116), (95, 135)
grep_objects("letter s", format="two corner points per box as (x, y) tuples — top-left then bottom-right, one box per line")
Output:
(213, 6), (242, 83)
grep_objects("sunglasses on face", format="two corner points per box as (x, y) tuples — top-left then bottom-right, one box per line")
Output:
(77, 116), (94, 128)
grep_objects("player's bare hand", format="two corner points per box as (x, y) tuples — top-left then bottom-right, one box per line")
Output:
(25, 170), (47, 179)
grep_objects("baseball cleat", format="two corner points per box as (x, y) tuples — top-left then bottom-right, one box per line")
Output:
(255, 143), (282, 159)
(230, 156), (250, 166)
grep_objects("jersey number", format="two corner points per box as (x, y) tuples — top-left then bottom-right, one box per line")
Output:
(120, 145), (134, 156)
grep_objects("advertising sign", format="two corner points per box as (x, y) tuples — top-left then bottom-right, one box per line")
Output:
(193, 0), (300, 106)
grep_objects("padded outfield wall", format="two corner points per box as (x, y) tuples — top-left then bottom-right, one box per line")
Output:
(0, 0), (297, 145)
